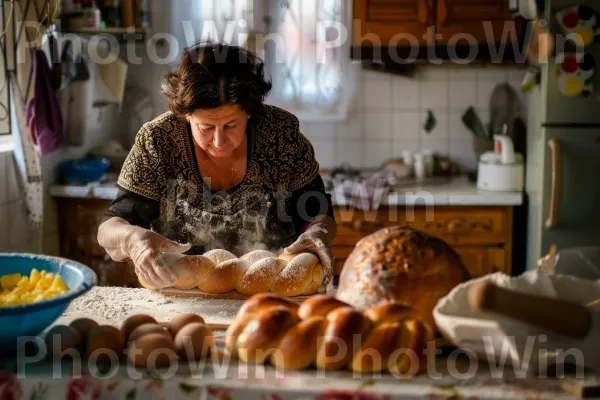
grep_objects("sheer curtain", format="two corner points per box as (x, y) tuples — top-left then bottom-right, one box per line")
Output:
(180, 0), (253, 47)
(263, 0), (357, 121)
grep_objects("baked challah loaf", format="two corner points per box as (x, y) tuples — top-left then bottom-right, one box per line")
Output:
(140, 249), (324, 297)
(337, 226), (470, 329)
(225, 293), (435, 376)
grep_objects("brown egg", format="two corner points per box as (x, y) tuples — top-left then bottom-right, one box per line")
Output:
(87, 325), (124, 365)
(69, 318), (99, 341)
(174, 322), (215, 360)
(168, 313), (205, 337)
(121, 314), (157, 341)
(44, 325), (82, 359)
(127, 333), (177, 368)
(128, 323), (171, 342)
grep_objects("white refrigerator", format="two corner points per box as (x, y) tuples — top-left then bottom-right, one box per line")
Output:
(526, 0), (600, 269)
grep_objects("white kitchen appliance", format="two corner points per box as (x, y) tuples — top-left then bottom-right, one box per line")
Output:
(477, 135), (524, 192)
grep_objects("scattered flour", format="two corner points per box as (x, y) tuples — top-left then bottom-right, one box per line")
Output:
(58, 286), (245, 328)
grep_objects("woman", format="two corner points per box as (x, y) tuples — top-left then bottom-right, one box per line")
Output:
(97, 42), (336, 292)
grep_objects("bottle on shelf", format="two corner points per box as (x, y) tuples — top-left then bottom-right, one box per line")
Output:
(103, 0), (121, 28)
(62, 0), (84, 30)
(135, 0), (149, 28)
(121, 0), (135, 28)
(81, 0), (101, 28)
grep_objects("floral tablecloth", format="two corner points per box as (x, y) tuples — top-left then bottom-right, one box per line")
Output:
(0, 356), (587, 400)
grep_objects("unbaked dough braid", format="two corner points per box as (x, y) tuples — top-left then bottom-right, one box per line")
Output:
(225, 294), (435, 376)
(143, 250), (324, 297)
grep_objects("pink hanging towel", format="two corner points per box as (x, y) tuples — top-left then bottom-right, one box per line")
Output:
(26, 49), (65, 156)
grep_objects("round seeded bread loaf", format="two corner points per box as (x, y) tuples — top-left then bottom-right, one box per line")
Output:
(336, 226), (471, 329)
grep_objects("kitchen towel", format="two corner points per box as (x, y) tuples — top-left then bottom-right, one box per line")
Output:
(26, 49), (65, 156)
(334, 167), (398, 211)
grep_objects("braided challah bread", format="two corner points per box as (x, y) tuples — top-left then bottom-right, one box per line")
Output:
(225, 293), (435, 376)
(140, 249), (325, 296)
(337, 226), (471, 330)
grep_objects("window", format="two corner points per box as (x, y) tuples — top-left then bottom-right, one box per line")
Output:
(204, 0), (357, 122)
(264, 0), (356, 121)
(196, 0), (254, 46)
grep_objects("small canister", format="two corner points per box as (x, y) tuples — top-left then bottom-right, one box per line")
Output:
(401, 150), (413, 167)
(414, 152), (426, 182)
(422, 149), (434, 177)
(83, 7), (101, 28)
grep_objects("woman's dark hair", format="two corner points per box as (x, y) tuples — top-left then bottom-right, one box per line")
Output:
(162, 41), (272, 117)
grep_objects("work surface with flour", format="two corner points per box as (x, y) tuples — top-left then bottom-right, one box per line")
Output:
(57, 286), (247, 327)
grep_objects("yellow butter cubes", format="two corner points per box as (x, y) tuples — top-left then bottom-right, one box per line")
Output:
(0, 274), (22, 291)
(0, 269), (69, 307)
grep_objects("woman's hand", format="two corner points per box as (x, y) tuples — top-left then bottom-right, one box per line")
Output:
(284, 216), (337, 293)
(98, 217), (191, 289)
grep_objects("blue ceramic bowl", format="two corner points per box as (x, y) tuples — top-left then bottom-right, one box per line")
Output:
(60, 158), (111, 185)
(0, 254), (97, 350)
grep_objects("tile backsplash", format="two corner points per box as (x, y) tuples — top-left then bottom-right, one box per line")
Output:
(303, 65), (528, 171)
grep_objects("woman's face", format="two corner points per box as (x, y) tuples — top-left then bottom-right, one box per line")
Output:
(187, 104), (249, 159)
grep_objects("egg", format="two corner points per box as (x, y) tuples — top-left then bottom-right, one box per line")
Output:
(168, 313), (205, 337)
(174, 322), (215, 360)
(69, 318), (99, 341)
(129, 323), (171, 342)
(121, 314), (157, 341)
(86, 325), (125, 365)
(127, 333), (177, 368)
(44, 325), (82, 359)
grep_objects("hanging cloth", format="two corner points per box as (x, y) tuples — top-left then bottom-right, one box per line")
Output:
(9, 72), (45, 253)
(25, 49), (65, 156)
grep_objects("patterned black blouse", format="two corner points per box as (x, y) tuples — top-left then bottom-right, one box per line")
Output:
(103, 105), (334, 256)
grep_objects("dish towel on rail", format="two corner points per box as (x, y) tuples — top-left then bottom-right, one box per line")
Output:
(25, 49), (65, 156)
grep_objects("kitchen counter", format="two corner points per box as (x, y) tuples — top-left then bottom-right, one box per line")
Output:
(0, 286), (588, 400)
(49, 175), (523, 206)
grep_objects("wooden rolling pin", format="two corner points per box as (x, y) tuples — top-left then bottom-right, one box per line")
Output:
(468, 281), (592, 339)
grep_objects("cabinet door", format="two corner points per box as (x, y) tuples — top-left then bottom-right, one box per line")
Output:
(455, 247), (508, 278)
(353, 0), (434, 45)
(436, 0), (514, 44)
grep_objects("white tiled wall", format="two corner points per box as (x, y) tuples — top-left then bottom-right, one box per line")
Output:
(304, 65), (528, 171)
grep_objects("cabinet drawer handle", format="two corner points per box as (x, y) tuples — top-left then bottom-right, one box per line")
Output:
(471, 220), (493, 231)
(447, 219), (468, 234)
(545, 138), (562, 229)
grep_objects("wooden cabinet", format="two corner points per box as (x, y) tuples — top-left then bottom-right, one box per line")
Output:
(352, 0), (434, 45)
(55, 196), (513, 286)
(352, 0), (524, 61)
(454, 247), (506, 278)
(436, 0), (513, 44)
(331, 205), (513, 278)
(56, 197), (140, 288)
